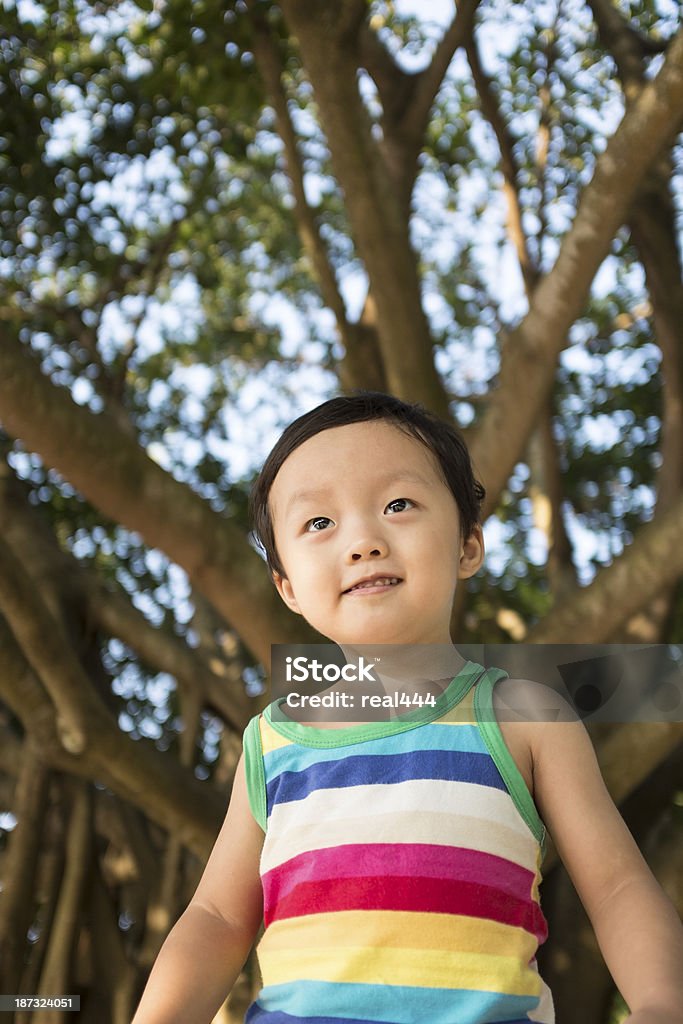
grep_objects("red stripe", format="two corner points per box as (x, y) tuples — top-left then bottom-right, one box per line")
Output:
(267, 875), (548, 943)
(263, 843), (534, 912)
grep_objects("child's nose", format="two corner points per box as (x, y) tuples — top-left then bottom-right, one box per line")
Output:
(346, 536), (389, 563)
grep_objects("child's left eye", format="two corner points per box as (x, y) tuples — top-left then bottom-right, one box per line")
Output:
(385, 497), (414, 515)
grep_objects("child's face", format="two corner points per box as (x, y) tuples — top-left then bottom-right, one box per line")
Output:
(269, 420), (484, 646)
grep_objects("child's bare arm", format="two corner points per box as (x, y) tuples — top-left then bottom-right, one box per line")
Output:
(527, 692), (683, 1022)
(131, 750), (264, 1024)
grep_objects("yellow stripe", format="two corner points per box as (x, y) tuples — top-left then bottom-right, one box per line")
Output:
(437, 686), (477, 724)
(531, 843), (544, 901)
(258, 910), (537, 959)
(258, 943), (542, 996)
(259, 716), (292, 754)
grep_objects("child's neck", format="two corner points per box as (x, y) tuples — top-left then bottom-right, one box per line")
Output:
(338, 642), (467, 692)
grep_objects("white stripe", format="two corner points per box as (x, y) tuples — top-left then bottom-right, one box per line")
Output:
(267, 778), (528, 843)
(261, 788), (539, 875)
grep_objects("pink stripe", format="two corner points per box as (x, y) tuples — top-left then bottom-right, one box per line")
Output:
(263, 843), (535, 911)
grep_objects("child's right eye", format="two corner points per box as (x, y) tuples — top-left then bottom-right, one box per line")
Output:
(305, 516), (334, 532)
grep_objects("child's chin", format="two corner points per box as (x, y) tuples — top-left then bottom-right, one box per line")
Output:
(337, 625), (405, 646)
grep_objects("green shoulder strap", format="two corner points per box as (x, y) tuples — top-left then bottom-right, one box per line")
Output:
(473, 668), (547, 853)
(242, 713), (267, 832)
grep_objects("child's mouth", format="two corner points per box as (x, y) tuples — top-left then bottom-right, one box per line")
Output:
(343, 577), (402, 595)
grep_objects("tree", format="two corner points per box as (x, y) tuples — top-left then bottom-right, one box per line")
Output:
(0, 1), (682, 1020)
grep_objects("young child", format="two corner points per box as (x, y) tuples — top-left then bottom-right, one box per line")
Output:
(132, 392), (683, 1024)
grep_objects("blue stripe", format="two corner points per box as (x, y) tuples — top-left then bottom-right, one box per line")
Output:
(246, 981), (542, 1024)
(245, 1007), (398, 1024)
(266, 749), (506, 809)
(263, 723), (489, 777)
(245, 1014), (533, 1024)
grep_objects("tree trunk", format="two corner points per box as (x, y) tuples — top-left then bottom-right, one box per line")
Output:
(0, 740), (50, 993)
(34, 782), (93, 1024)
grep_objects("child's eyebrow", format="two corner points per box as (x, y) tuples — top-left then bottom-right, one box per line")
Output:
(283, 470), (433, 518)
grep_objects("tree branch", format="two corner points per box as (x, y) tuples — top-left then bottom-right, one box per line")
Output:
(359, 2), (479, 204)
(89, 853), (138, 1024)
(586, 0), (683, 511)
(0, 334), (314, 665)
(0, 738), (51, 993)
(249, 7), (350, 327)
(359, 20), (414, 124)
(333, 0), (368, 43)
(88, 581), (256, 731)
(589, 0), (668, 91)
(465, 31), (540, 295)
(526, 491), (683, 642)
(248, 5), (391, 393)
(583, 0), (683, 644)
(0, 535), (92, 753)
(629, 191), (683, 509)
(36, 781), (93, 1010)
(470, 24), (683, 514)
(0, 457), (257, 731)
(0, 617), (225, 858)
(525, 399), (577, 600)
(19, 789), (66, 998)
(404, 0), (480, 145)
(0, 719), (22, 775)
(280, 0), (452, 415)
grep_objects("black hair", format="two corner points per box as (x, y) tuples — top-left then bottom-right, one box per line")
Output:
(249, 391), (485, 579)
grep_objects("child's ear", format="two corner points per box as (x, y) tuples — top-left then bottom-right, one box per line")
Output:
(458, 525), (485, 579)
(272, 571), (302, 615)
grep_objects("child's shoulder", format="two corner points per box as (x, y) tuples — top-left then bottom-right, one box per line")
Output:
(491, 674), (579, 723)
(489, 675), (578, 802)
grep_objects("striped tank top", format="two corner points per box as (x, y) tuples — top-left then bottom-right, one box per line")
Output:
(242, 660), (554, 1024)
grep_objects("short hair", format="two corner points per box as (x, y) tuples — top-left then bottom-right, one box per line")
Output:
(249, 391), (486, 579)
